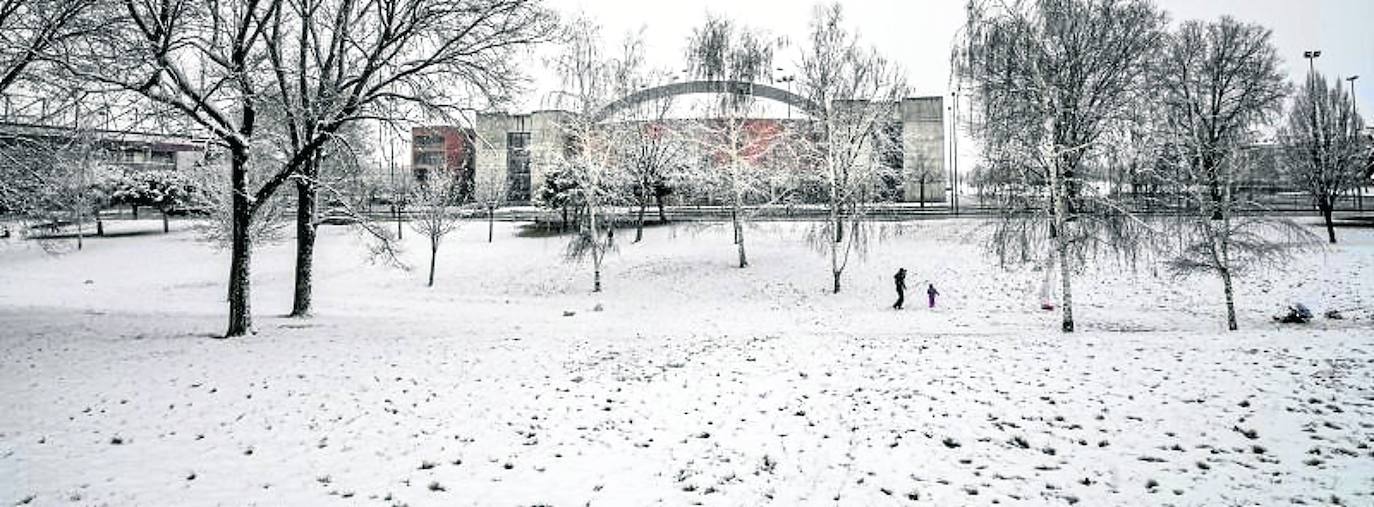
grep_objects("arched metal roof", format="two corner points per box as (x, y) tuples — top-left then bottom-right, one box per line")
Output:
(593, 80), (819, 122)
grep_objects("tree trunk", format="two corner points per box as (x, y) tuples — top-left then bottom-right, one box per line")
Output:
(290, 170), (317, 318)
(225, 146), (253, 338)
(731, 207), (740, 244)
(593, 267), (602, 292)
(656, 193), (667, 222)
(1056, 230), (1074, 333)
(1320, 202), (1337, 244)
(1220, 266), (1237, 331)
(734, 202), (748, 268)
(427, 238), (438, 287)
(132, 204), (138, 219)
(830, 197), (841, 293)
(161, 209), (169, 233)
(1045, 118), (1074, 333)
(487, 205), (494, 243)
(96, 218), (103, 236)
(635, 198), (646, 243)
(394, 204), (403, 240)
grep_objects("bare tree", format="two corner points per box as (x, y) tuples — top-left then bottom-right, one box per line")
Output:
(1280, 72), (1365, 244)
(684, 15), (783, 268)
(409, 175), (463, 287)
(956, 0), (1167, 332)
(69, 0), (555, 335)
(549, 15), (627, 292)
(602, 30), (686, 243)
(1156, 17), (1298, 330)
(0, 0), (111, 97)
(797, 2), (906, 293)
(471, 156), (507, 243)
(260, 0), (556, 317)
(1164, 149), (1317, 330)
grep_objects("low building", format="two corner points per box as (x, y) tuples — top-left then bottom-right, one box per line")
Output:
(410, 126), (476, 198)
(0, 121), (210, 173)
(417, 95), (948, 206)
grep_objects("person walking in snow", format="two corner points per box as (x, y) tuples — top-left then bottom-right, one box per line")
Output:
(927, 283), (939, 308)
(893, 268), (907, 310)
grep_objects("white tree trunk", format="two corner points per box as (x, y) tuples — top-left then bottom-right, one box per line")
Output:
(1045, 116), (1075, 333)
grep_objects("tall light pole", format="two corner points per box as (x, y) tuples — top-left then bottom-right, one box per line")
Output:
(1304, 50), (1325, 213)
(774, 68), (795, 119)
(950, 91), (960, 215)
(1349, 75), (1363, 210)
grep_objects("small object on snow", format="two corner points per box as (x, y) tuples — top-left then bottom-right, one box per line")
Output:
(1273, 303), (1312, 324)
(593, 303), (604, 312)
(83, 279), (94, 285)
(1324, 309), (1344, 320)
(562, 310), (576, 317)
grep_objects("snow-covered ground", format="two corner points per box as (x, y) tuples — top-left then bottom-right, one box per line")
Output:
(1, 218), (1371, 506)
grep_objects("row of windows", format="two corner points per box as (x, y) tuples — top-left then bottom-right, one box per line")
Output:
(109, 150), (175, 164)
(414, 151), (444, 166)
(414, 134), (445, 147)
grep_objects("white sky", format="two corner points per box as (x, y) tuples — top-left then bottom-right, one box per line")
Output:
(526, 0), (1374, 173)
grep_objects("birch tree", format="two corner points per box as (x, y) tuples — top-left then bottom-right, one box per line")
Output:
(605, 33), (686, 243)
(684, 15), (782, 268)
(797, 2), (906, 293)
(1157, 17), (1303, 330)
(956, 0), (1167, 332)
(550, 15), (627, 292)
(1280, 72), (1366, 244)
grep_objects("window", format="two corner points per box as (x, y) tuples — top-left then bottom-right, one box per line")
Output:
(506, 132), (531, 202)
(414, 134), (444, 147)
(415, 152), (443, 166)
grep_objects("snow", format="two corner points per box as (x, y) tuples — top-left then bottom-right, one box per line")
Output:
(1, 217), (1372, 506)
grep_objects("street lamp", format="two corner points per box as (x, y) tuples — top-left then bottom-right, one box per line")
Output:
(1348, 75), (1360, 115)
(1303, 50), (1321, 76)
(1349, 75), (1363, 210)
(776, 75), (795, 119)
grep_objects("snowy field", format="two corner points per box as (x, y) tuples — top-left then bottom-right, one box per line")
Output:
(1, 217), (1372, 506)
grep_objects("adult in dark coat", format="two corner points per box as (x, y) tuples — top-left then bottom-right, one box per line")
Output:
(927, 283), (940, 308)
(893, 268), (907, 310)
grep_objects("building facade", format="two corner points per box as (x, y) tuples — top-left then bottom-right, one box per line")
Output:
(426, 96), (947, 206)
(410, 125), (476, 198)
(0, 122), (210, 174)
(470, 111), (572, 204)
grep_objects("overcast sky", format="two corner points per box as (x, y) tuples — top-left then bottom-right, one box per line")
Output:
(538, 0), (1372, 110)
(526, 0), (1372, 174)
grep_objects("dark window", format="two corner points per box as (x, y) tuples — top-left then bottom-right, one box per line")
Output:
(414, 134), (444, 147)
(506, 132), (531, 202)
(415, 152), (443, 166)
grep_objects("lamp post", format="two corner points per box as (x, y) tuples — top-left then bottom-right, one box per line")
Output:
(1304, 50), (1325, 213)
(1349, 75), (1362, 210)
(774, 68), (795, 119)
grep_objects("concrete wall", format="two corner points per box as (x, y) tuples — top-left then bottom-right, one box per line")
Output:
(473, 111), (570, 204)
(471, 97), (946, 205)
(901, 96), (946, 202)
